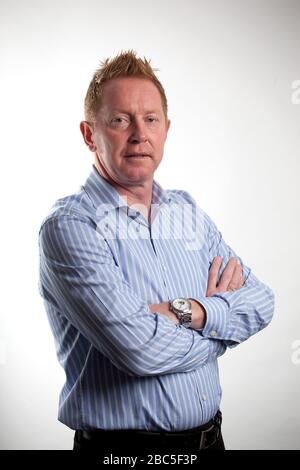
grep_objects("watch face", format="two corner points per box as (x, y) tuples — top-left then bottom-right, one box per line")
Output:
(173, 298), (190, 311)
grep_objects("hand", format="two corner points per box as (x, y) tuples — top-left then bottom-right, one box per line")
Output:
(189, 299), (206, 330)
(206, 256), (245, 296)
(188, 257), (245, 330)
(149, 300), (205, 329)
(148, 301), (179, 325)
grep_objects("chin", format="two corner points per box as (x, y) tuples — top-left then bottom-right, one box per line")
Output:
(124, 167), (154, 181)
(127, 174), (152, 183)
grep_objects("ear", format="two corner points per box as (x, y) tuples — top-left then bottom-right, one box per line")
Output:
(80, 121), (96, 152)
(166, 119), (171, 133)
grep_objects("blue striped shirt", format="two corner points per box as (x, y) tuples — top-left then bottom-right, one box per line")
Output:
(38, 165), (274, 431)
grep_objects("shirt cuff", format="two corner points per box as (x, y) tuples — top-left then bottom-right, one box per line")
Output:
(192, 296), (230, 340)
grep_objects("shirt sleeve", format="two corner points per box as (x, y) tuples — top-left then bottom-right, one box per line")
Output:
(39, 214), (226, 377)
(192, 213), (275, 347)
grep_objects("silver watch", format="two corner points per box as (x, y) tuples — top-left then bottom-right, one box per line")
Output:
(169, 298), (192, 328)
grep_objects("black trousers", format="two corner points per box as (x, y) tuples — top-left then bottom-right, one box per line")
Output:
(73, 430), (225, 453)
(73, 412), (225, 453)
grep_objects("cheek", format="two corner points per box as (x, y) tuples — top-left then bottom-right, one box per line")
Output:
(156, 132), (168, 152)
(94, 134), (106, 154)
(105, 133), (124, 154)
(96, 137), (116, 161)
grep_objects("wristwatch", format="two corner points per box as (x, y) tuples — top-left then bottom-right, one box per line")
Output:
(169, 298), (192, 328)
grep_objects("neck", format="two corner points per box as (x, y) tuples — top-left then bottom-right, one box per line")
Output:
(120, 186), (152, 222)
(94, 163), (153, 221)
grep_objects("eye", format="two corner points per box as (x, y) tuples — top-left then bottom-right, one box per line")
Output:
(146, 116), (159, 123)
(110, 116), (130, 128)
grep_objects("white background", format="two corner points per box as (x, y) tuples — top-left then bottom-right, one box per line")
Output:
(0, 0), (299, 450)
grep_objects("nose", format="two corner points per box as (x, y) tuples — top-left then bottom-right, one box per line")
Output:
(128, 118), (148, 144)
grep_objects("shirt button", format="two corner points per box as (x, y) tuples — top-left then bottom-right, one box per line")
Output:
(162, 265), (168, 271)
(202, 394), (207, 401)
(210, 330), (217, 337)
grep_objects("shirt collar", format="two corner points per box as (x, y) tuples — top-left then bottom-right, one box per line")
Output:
(83, 165), (172, 213)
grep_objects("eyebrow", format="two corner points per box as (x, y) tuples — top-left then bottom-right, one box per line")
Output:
(110, 109), (161, 115)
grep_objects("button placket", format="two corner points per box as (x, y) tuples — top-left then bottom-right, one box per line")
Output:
(149, 230), (170, 301)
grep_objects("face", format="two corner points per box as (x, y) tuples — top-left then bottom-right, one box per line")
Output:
(81, 77), (170, 187)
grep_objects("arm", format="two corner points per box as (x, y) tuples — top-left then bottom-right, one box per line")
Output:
(149, 256), (245, 329)
(39, 214), (226, 377)
(193, 214), (275, 347)
(149, 300), (205, 329)
(149, 214), (274, 347)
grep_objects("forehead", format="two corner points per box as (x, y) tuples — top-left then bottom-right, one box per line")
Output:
(100, 77), (163, 113)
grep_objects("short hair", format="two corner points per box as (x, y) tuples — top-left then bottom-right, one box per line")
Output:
(84, 50), (168, 122)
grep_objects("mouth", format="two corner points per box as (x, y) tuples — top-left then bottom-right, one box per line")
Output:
(124, 153), (151, 159)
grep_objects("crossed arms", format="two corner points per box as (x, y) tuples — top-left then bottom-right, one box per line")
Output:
(39, 212), (274, 377)
(149, 256), (246, 329)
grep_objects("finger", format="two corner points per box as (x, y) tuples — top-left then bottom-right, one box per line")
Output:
(217, 257), (237, 291)
(238, 275), (245, 289)
(206, 256), (222, 295)
(227, 264), (243, 290)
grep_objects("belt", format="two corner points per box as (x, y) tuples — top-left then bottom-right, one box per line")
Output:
(77, 410), (222, 451)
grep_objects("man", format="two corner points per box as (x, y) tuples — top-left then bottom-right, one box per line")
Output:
(38, 50), (274, 453)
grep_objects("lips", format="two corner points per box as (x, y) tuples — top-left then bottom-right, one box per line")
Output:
(125, 152), (151, 158)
